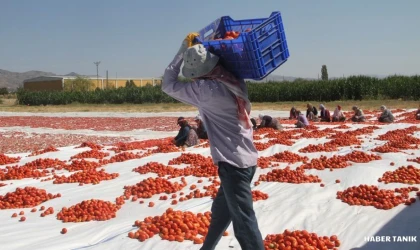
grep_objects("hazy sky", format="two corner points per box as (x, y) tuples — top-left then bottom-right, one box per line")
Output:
(1, 0), (419, 78)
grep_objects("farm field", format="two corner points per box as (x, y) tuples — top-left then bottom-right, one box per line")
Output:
(0, 109), (419, 250)
(1, 98), (420, 113)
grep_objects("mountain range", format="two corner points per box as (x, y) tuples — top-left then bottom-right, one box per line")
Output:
(0, 69), (90, 90)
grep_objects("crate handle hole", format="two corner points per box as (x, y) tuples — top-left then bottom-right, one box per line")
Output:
(260, 24), (274, 36)
(204, 29), (214, 39)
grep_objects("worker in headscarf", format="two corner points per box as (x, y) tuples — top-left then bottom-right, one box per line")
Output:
(257, 114), (283, 130)
(289, 106), (298, 119)
(306, 103), (319, 121)
(295, 110), (309, 128)
(173, 117), (198, 147)
(192, 114), (208, 139)
(319, 104), (331, 122)
(378, 105), (394, 123)
(332, 105), (346, 122)
(351, 106), (366, 122)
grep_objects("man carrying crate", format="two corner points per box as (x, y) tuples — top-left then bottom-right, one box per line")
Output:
(162, 33), (264, 250)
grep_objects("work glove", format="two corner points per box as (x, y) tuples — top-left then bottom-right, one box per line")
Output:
(177, 32), (201, 55)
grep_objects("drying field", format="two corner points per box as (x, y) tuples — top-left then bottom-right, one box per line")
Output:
(0, 109), (419, 250)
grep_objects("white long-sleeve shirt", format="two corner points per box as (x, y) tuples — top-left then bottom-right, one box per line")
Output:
(333, 108), (344, 118)
(162, 54), (258, 168)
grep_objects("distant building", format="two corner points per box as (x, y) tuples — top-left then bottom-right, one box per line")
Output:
(23, 76), (162, 91)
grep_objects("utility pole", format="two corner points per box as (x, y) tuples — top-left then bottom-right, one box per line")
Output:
(94, 61), (101, 88)
(106, 70), (108, 89)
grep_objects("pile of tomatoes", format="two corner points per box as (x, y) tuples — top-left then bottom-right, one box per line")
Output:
(23, 158), (66, 170)
(375, 126), (418, 141)
(76, 142), (103, 150)
(264, 230), (340, 250)
(64, 159), (103, 172)
(133, 162), (184, 178)
(299, 144), (338, 153)
(337, 185), (419, 209)
(110, 138), (179, 153)
(257, 157), (280, 169)
(168, 153), (212, 166)
(0, 154), (21, 165)
(341, 151), (382, 163)
(271, 151), (309, 163)
(298, 129), (333, 139)
(257, 151), (308, 169)
(258, 167), (322, 184)
(53, 169), (119, 185)
(128, 208), (228, 243)
(378, 165), (420, 184)
(335, 124), (351, 129)
(70, 150), (110, 160)
(327, 134), (362, 147)
(371, 144), (402, 153)
(29, 146), (59, 157)
(0, 187), (60, 209)
(57, 199), (120, 222)
(101, 151), (151, 164)
(0, 165), (48, 181)
(301, 155), (350, 170)
(123, 177), (187, 199)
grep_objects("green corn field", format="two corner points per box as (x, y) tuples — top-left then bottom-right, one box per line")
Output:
(16, 75), (420, 106)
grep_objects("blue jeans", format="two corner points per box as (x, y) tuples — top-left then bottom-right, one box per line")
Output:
(200, 162), (264, 250)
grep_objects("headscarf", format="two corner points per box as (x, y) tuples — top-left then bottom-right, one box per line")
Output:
(177, 117), (187, 127)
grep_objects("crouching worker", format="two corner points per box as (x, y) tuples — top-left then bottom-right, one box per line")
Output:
(162, 33), (264, 250)
(306, 103), (319, 121)
(289, 106), (298, 119)
(319, 104), (331, 122)
(351, 106), (366, 122)
(173, 117), (198, 147)
(332, 105), (346, 122)
(258, 114), (283, 130)
(250, 117), (258, 130)
(416, 105), (420, 120)
(192, 114), (208, 139)
(378, 105), (394, 123)
(296, 110), (309, 128)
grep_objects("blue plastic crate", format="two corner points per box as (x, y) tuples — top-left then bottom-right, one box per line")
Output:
(198, 11), (289, 80)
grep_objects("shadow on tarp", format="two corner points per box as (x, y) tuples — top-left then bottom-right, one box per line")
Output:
(351, 204), (420, 250)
